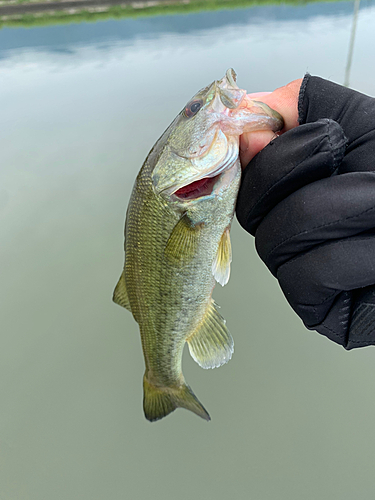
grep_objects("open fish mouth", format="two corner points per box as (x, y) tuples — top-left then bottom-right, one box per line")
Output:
(173, 174), (222, 200)
(170, 134), (238, 201)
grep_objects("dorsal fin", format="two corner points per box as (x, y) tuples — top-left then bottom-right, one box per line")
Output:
(212, 227), (232, 286)
(187, 300), (234, 369)
(113, 271), (131, 311)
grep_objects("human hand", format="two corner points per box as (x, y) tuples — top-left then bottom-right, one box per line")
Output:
(239, 78), (302, 167)
(237, 75), (375, 349)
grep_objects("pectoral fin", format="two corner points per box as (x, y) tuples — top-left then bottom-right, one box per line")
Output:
(212, 227), (232, 286)
(165, 214), (202, 265)
(113, 271), (131, 311)
(187, 300), (234, 369)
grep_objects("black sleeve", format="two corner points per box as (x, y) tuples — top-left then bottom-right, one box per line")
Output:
(236, 74), (375, 349)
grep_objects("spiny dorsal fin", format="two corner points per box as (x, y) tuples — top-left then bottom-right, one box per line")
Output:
(165, 214), (202, 265)
(143, 376), (210, 422)
(187, 300), (234, 369)
(212, 227), (232, 286)
(113, 271), (131, 311)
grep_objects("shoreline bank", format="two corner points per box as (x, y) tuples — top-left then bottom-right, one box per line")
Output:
(0, 0), (349, 29)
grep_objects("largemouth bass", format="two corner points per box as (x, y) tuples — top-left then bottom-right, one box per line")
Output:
(113, 69), (283, 422)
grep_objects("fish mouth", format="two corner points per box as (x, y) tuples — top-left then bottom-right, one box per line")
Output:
(169, 134), (238, 201)
(173, 174), (222, 200)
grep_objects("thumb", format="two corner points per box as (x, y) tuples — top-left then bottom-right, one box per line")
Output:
(239, 78), (302, 168)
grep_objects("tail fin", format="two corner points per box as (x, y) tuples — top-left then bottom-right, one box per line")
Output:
(143, 376), (210, 422)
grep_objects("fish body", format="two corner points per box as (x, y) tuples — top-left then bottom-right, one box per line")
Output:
(113, 69), (283, 422)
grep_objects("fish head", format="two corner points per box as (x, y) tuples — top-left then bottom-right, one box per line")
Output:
(151, 69), (283, 209)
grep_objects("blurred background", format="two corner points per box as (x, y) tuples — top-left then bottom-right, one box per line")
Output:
(1, 1), (375, 499)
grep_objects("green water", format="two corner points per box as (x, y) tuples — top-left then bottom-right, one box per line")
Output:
(1, 3), (375, 499)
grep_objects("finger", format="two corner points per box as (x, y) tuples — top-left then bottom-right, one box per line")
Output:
(260, 78), (302, 131)
(239, 79), (302, 166)
(246, 92), (272, 99)
(239, 129), (276, 168)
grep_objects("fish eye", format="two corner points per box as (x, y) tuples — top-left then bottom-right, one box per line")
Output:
(184, 99), (203, 118)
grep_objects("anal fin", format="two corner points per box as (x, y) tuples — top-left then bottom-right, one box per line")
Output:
(212, 227), (232, 286)
(112, 271), (131, 311)
(187, 300), (234, 369)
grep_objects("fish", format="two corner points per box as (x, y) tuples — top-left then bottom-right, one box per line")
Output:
(113, 69), (283, 422)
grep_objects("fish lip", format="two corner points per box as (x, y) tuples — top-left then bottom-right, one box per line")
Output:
(171, 173), (223, 201)
(251, 100), (284, 131)
(169, 153), (238, 201)
(224, 68), (237, 87)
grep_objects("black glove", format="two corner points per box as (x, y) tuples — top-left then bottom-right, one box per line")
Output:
(236, 75), (375, 349)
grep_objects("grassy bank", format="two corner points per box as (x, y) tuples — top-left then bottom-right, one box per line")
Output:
(0, 0), (350, 30)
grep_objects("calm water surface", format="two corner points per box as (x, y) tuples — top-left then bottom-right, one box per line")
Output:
(1, 3), (375, 499)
